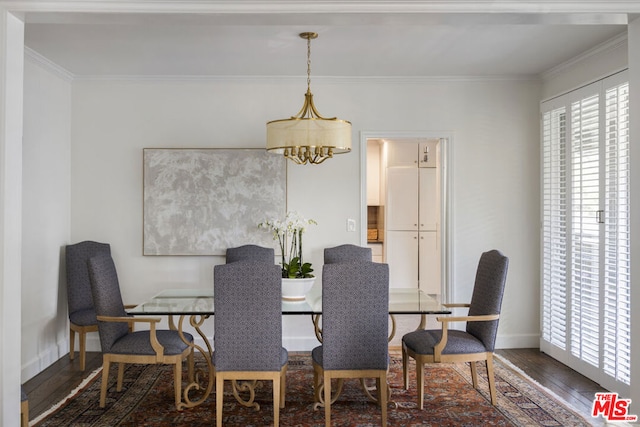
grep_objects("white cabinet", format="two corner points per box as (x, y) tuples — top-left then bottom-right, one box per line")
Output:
(386, 167), (437, 232)
(419, 168), (438, 231)
(385, 140), (441, 292)
(368, 242), (383, 263)
(385, 231), (419, 288)
(386, 231), (440, 291)
(387, 140), (439, 168)
(386, 142), (419, 167)
(419, 231), (440, 294)
(366, 142), (382, 205)
(386, 168), (418, 230)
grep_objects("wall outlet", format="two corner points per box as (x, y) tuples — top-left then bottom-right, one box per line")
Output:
(347, 218), (356, 232)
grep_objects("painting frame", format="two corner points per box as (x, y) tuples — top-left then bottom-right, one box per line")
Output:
(143, 148), (287, 256)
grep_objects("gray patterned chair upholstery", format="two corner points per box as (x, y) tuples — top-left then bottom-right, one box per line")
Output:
(213, 260), (287, 427)
(21, 386), (28, 427)
(312, 261), (389, 427)
(88, 254), (194, 410)
(324, 244), (372, 264)
(66, 240), (111, 370)
(402, 249), (509, 407)
(225, 244), (275, 263)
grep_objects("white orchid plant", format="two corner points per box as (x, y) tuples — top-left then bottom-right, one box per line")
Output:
(259, 211), (317, 279)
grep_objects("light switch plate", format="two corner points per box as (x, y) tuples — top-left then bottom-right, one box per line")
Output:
(347, 218), (356, 232)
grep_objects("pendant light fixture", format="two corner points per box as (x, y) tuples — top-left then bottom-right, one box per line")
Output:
(266, 32), (352, 165)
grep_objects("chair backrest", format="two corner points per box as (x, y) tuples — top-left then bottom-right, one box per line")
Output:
(225, 244), (275, 264)
(323, 244), (372, 264)
(321, 262), (389, 370)
(213, 260), (282, 371)
(87, 254), (129, 353)
(66, 241), (111, 316)
(466, 250), (509, 351)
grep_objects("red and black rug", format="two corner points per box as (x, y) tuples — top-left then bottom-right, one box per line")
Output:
(33, 353), (593, 426)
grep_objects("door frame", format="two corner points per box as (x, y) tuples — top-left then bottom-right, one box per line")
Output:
(359, 131), (454, 302)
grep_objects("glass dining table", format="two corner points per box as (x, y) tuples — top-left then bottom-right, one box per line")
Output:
(127, 287), (451, 409)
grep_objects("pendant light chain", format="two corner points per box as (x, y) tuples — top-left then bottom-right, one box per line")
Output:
(307, 35), (312, 93)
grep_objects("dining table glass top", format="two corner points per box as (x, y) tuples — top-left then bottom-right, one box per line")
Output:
(127, 287), (451, 316)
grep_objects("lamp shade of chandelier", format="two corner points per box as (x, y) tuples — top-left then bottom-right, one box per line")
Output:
(266, 32), (351, 165)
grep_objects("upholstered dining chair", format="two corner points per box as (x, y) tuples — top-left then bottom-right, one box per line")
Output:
(323, 244), (372, 264)
(213, 260), (287, 427)
(88, 253), (194, 409)
(225, 244), (275, 263)
(402, 249), (509, 407)
(66, 240), (111, 370)
(312, 261), (389, 427)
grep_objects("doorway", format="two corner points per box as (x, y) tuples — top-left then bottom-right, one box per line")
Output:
(361, 133), (450, 298)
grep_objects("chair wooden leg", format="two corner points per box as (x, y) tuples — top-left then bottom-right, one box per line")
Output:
(69, 328), (77, 361)
(486, 355), (497, 405)
(280, 367), (286, 408)
(20, 398), (29, 427)
(116, 363), (125, 391)
(324, 372), (332, 427)
(379, 372), (388, 427)
(79, 330), (87, 371)
(216, 376), (224, 427)
(402, 346), (409, 389)
(273, 376), (281, 427)
(416, 360), (425, 410)
(100, 358), (110, 408)
(470, 361), (478, 389)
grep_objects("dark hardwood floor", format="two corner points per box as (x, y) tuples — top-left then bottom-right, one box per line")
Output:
(24, 349), (607, 425)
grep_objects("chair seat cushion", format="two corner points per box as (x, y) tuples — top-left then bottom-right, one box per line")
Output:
(402, 329), (487, 355)
(109, 330), (193, 355)
(69, 308), (97, 326)
(212, 347), (288, 370)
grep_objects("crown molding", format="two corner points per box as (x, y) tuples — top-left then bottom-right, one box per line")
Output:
(24, 46), (75, 81)
(540, 31), (628, 80)
(70, 74), (538, 84)
(3, 1), (640, 15)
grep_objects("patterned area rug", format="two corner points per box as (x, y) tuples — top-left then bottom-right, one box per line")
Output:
(32, 353), (594, 427)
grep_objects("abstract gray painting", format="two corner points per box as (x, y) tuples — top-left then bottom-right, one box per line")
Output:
(143, 148), (286, 255)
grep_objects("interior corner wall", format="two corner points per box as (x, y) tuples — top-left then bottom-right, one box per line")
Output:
(68, 76), (542, 353)
(21, 58), (72, 381)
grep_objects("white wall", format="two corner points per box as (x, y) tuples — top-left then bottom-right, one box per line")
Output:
(0, 9), (24, 426)
(65, 76), (541, 352)
(21, 57), (72, 380)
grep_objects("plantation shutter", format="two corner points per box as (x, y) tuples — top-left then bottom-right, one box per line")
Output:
(541, 105), (567, 350)
(540, 70), (630, 396)
(603, 81), (631, 387)
(569, 92), (600, 368)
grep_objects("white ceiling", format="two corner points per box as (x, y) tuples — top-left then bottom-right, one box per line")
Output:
(21, 5), (632, 79)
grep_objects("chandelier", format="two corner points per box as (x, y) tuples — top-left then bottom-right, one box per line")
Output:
(266, 32), (352, 165)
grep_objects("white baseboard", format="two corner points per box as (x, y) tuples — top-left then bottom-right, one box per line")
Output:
(495, 333), (540, 349)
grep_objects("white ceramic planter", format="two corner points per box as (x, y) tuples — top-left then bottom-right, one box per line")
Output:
(281, 277), (315, 301)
